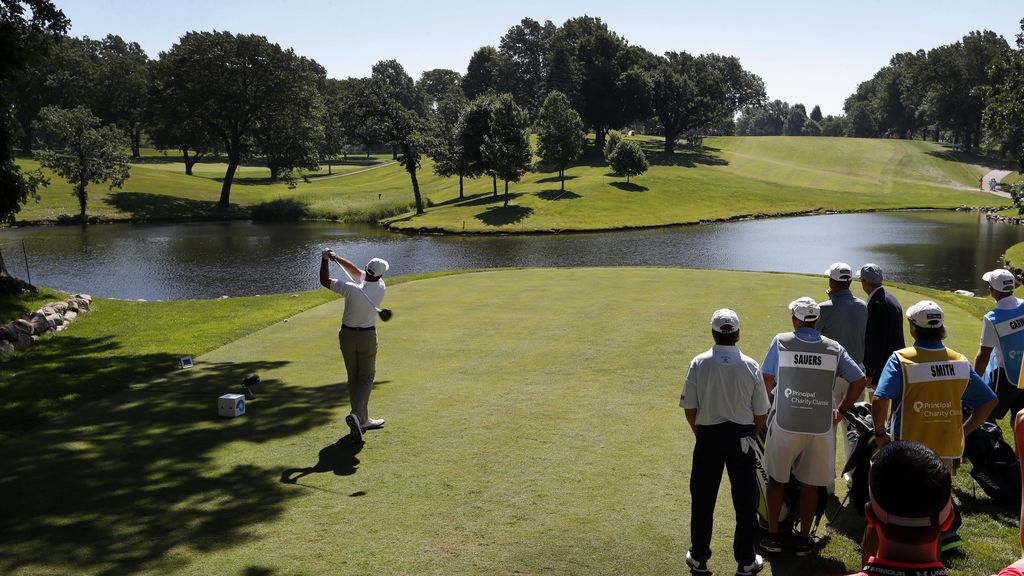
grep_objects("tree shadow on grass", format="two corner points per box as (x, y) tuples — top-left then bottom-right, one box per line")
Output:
(610, 182), (648, 192)
(924, 149), (1018, 171)
(433, 191), (492, 208)
(535, 175), (577, 184)
(475, 204), (534, 227)
(536, 189), (581, 201)
(104, 192), (247, 221)
(457, 192), (519, 207)
(0, 356), (339, 575)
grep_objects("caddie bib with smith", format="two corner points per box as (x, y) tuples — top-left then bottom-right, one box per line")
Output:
(985, 302), (1024, 389)
(775, 333), (839, 435)
(894, 346), (969, 458)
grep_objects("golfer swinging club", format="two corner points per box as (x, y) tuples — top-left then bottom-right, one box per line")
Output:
(319, 249), (389, 443)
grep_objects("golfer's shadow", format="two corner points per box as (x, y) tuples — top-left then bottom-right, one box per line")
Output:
(279, 438), (363, 484)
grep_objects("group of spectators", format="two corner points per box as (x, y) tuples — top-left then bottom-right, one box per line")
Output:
(680, 262), (1024, 576)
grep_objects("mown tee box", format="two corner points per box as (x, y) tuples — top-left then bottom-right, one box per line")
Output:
(218, 393), (246, 418)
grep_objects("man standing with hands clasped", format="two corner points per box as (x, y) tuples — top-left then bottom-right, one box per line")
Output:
(320, 249), (389, 444)
(681, 309), (770, 576)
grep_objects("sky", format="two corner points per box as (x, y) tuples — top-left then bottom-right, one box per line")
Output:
(54, 0), (1023, 117)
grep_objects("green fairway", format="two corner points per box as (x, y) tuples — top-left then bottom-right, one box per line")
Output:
(0, 268), (1017, 575)
(386, 136), (999, 233)
(13, 137), (1001, 230)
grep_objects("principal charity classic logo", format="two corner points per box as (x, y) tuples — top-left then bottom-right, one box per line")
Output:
(912, 400), (957, 418)
(783, 387), (830, 406)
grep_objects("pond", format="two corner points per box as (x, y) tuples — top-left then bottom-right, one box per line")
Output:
(0, 211), (1020, 301)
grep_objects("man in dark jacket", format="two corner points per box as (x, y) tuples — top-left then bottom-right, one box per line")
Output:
(858, 263), (905, 388)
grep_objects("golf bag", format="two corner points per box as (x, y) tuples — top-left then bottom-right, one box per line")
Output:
(963, 421), (1022, 510)
(752, 413), (828, 533)
(841, 402), (877, 517)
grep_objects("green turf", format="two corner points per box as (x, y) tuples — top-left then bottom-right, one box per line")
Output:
(0, 268), (1017, 575)
(1005, 240), (1024, 271)
(13, 137), (1003, 230)
(385, 136), (1000, 233)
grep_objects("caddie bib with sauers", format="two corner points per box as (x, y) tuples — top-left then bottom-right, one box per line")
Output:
(895, 346), (969, 458)
(985, 302), (1024, 389)
(775, 333), (839, 435)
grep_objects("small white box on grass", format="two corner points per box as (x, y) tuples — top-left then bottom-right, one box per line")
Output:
(218, 393), (246, 418)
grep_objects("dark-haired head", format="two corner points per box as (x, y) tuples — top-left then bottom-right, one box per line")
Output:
(867, 441), (952, 545)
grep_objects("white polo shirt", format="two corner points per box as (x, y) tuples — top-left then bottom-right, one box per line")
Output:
(330, 271), (386, 329)
(980, 295), (1024, 369)
(680, 345), (771, 426)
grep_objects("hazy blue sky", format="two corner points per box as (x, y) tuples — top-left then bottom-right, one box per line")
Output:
(55, 0), (1022, 116)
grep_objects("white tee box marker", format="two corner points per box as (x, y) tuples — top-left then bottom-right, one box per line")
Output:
(218, 393), (246, 418)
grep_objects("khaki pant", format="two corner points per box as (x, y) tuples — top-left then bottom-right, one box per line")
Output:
(339, 328), (377, 421)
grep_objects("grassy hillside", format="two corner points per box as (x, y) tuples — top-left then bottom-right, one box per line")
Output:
(13, 137), (1001, 230)
(386, 136), (999, 233)
(0, 268), (1013, 576)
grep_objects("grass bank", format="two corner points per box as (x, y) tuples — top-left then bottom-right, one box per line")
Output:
(0, 268), (1015, 575)
(386, 136), (999, 233)
(12, 137), (1003, 231)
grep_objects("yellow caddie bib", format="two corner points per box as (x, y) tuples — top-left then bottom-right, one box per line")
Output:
(895, 346), (969, 459)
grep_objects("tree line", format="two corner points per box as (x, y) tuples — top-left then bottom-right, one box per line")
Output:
(734, 18), (1024, 170)
(1, 8), (766, 222)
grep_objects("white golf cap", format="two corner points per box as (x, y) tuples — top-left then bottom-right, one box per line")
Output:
(982, 268), (1016, 293)
(788, 297), (820, 322)
(710, 308), (740, 333)
(825, 262), (853, 282)
(906, 300), (944, 328)
(365, 257), (390, 277)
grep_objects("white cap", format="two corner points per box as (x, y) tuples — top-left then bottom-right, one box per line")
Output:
(710, 308), (740, 333)
(365, 257), (390, 277)
(906, 300), (944, 328)
(983, 269), (1016, 293)
(825, 262), (853, 282)
(788, 297), (820, 322)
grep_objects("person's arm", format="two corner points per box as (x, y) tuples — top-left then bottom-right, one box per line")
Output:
(974, 345), (994, 378)
(839, 377), (869, 414)
(976, 317), (997, 375)
(753, 412), (767, 437)
(963, 370), (998, 437)
(763, 374), (776, 404)
(319, 251), (333, 288)
(684, 408), (698, 434)
(330, 254), (363, 281)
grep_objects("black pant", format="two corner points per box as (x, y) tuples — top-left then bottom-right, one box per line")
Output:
(689, 422), (759, 565)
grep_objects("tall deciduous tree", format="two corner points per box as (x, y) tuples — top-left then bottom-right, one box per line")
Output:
(556, 16), (651, 151)
(158, 31), (322, 208)
(810, 105), (823, 123)
(457, 95), (498, 196)
(984, 19), (1024, 171)
(0, 0), (67, 225)
(417, 68), (462, 110)
(34, 105), (130, 220)
(498, 17), (556, 117)
(256, 56), (326, 182)
(536, 91), (583, 190)
(462, 46), (504, 100)
(608, 139), (648, 183)
(428, 87), (476, 199)
(367, 60), (429, 214)
(482, 93), (531, 207)
(91, 35), (150, 157)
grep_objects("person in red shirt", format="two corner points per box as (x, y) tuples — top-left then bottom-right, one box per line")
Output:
(847, 415), (1024, 576)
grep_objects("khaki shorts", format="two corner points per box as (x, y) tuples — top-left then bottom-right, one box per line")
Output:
(764, 420), (834, 487)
